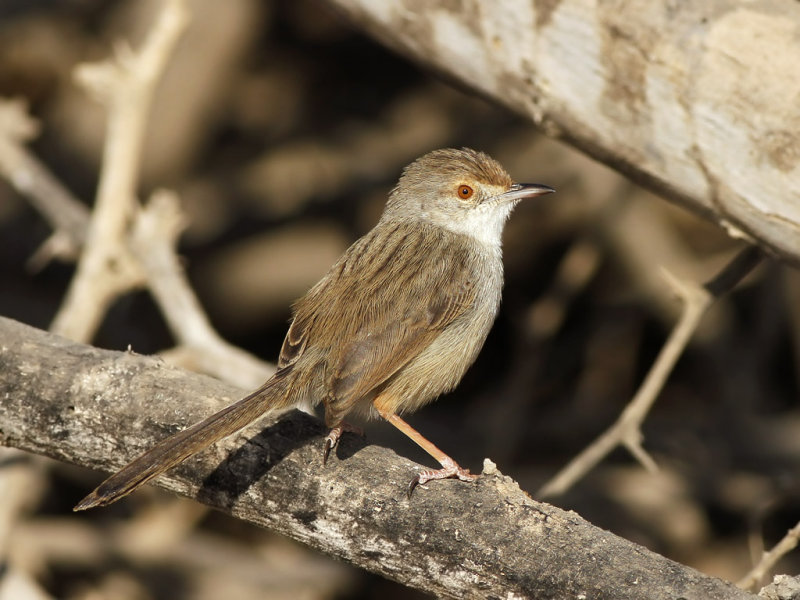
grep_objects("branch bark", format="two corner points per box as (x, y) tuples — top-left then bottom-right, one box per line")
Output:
(0, 316), (755, 600)
(325, 1), (800, 265)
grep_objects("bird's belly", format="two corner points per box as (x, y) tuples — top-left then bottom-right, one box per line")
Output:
(375, 280), (501, 416)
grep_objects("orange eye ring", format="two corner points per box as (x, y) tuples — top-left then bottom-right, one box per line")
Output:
(457, 184), (474, 200)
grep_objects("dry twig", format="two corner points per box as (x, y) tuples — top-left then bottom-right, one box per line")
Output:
(0, 3), (272, 389)
(0, 449), (53, 600)
(0, 99), (89, 266)
(50, 0), (190, 342)
(131, 190), (274, 388)
(739, 521), (800, 591)
(538, 246), (764, 498)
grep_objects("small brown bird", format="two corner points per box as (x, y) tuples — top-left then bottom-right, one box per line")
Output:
(75, 147), (554, 510)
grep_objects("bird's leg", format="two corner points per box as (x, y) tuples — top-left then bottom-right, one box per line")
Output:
(322, 422), (364, 465)
(373, 402), (476, 498)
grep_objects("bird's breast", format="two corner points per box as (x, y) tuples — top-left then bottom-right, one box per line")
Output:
(378, 244), (504, 415)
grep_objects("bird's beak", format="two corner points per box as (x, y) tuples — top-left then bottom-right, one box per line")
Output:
(499, 183), (555, 202)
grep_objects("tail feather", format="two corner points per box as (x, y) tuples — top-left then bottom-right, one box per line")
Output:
(74, 371), (291, 510)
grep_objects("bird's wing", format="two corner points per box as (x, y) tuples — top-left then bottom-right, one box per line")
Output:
(279, 222), (477, 418)
(328, 270), (476, 408)
(278, 309), (314, 369)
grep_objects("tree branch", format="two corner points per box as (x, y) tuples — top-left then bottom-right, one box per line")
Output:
(129, 189), (275, 388)
(538, 246), (763, 498)
(0, 14), (273, 390)
(739, 521), (800, 591)
(326, 1), (800, 265)
(0, 316), (756, 600)
(50, 0), (189, 341)
(0, 98), (89, 267)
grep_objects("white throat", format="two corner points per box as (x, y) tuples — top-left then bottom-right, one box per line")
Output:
(436, 200), (517, 248)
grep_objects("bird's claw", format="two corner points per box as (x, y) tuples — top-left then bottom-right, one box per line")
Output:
(407, 464), (476, 499)
(322, 435), (335, 466)
(322, 422), (364, 465)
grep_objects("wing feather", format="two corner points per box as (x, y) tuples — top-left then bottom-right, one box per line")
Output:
(277, 220), (478, 421)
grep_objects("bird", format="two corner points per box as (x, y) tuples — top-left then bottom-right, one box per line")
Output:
(74, 147), (554, 510)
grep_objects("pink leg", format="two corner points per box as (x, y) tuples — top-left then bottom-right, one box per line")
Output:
(373, 402), (476, 497)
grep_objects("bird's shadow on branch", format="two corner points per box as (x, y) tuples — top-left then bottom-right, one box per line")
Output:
(195, 409), (369, 508)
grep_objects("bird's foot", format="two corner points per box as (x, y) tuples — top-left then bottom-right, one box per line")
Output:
(407, 456), (477, 498)
(322, 422), (364, 465)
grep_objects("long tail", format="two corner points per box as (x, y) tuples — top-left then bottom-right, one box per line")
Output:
(74, 371), (292, 510)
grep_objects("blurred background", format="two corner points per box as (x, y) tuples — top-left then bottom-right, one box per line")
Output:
(0, 0), (799, 598)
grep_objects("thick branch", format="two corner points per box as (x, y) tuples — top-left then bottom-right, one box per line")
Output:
(327, 1), (800, 265)
(0, 317), (755, 600)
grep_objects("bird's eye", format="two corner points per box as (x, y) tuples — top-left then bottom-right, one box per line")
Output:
(457, 184), (474, 200)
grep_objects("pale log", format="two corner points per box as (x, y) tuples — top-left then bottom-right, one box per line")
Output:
(327, 0), (800, 264)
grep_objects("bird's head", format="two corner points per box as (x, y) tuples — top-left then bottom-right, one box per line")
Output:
(383, 148), (554, 246)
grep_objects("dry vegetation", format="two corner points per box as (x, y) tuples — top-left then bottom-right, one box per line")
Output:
(0, 1), (798, 599)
